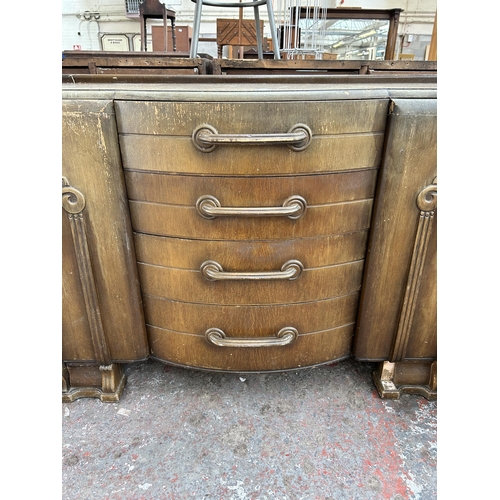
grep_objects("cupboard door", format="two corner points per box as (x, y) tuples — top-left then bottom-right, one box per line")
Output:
(62, 100), (148, 363)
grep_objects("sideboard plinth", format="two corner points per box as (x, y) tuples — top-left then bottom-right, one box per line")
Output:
(62, 363), (126, 402)
(372, 360), (437, 400)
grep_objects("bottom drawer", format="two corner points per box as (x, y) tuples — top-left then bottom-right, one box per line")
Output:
(144, 296), (358, 371)
(148, 324), (353, 372)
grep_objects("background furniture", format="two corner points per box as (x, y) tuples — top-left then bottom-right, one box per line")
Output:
(290, 7), (402, 60)
(189, 0), (280, 59)
(152, 25), (193, 52)
(62, 51), (211, 75)
(62, 61), (436, 400)
(140, 0), (176, 51)
(216, 18), (265, 58)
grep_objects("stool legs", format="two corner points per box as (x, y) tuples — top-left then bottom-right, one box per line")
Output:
(266, 0), (281, 59)
(190, 0), (281, 59)
(190, 0), (204, 57)
(254, 7), (264, 59)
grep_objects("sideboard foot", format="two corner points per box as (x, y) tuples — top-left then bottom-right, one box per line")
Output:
(62, 363), (126, 402)
(373, 360), (437, 400)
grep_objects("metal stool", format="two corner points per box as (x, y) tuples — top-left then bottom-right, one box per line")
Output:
(190, 0), (281, 59)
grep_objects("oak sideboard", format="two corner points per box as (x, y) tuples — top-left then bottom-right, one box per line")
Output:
(62, 63), (436, 402)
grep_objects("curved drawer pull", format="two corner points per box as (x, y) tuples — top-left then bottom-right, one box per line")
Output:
(205, 327), (298, 347)
(192, 123), (312, 152)
(196, 195), (307, 220)
(201, 260), (303, 281)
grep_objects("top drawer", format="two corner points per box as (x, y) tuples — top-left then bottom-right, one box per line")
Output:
(115, 100), (389, 175)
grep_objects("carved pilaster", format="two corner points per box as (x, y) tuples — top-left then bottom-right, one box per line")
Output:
(390, 178), (437, 362)
(374, 178), (437, 400)
(62, 177), (111, 366)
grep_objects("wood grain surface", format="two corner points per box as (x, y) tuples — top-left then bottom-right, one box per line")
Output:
(143, 294), (360, 335)
(147, 324), (354, 371)
(62, 99), (149, 362)
(133, 232), (369, 269)
(354, 99), (437, 361)
(115, 100), (389, 136)
(137, 259), (364, 305)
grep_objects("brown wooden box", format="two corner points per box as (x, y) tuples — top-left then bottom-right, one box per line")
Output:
(152, 25), (192, 52)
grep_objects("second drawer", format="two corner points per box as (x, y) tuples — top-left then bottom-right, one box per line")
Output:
(125, 170), (377, 240)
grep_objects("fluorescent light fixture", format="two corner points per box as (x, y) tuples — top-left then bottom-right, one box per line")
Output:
(358, 29), (377, 39)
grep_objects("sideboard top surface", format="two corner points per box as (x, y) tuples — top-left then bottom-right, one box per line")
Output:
(62, 74), (437, 102)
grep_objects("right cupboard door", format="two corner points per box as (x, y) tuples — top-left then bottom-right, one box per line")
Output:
(353, 98), (437, 399)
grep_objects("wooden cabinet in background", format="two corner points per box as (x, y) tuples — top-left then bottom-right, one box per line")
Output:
(152, 25), (192, 52)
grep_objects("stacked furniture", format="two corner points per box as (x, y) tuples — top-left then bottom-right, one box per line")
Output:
(62, 60), (436, 401)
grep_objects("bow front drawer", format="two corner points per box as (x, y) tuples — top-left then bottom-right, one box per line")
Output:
(124, 170), (377, 239)
(115, 100), (388, 175)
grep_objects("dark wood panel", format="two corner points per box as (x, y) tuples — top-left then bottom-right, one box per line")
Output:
(119, 133), (385, 175)
(62, 100), (149, 362)
(215, 59), (437, 75)
(143, 294), (360, 335)
(128, 199), (373, 239)
(353, 99), (437, 360)
(137, 260), (364, 305)
(134, 232), (369, 269)
(124, 169), (378, 206)
(148, 324), (354, 371)
(115, 100), (389, 135)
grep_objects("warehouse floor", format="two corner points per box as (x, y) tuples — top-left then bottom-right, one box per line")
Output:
(62, 357), (436, 499)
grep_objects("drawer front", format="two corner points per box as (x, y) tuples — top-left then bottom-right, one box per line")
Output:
(137, 259), (364, 305)
(125, 170), (375, 240)
(129, 199), (373, 240)
(147, 324), (353, 372)
(116, 100), (388, 175)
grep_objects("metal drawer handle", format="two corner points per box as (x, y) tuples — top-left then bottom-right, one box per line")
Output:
(201, 259), (303, 281)
(196, 195), (307, 220)
(205, 327), (298, 347)
(192, 123), (312, 152)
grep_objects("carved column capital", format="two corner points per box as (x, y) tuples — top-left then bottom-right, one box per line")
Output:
(62, 177), (86, 214)
(416, 177), (437, 213)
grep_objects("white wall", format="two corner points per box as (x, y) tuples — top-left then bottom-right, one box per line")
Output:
(62, 0), (436, 58)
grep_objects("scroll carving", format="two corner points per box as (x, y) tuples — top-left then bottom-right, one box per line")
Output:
(62, 177), (111, 366)
(391, 177), (437, 362)
(62, 177), (86, 214)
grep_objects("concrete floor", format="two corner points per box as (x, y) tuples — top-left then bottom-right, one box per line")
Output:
(62, 358), (437, 499)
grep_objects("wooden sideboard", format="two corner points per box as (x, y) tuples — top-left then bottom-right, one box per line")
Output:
(62, 64), (437, 401)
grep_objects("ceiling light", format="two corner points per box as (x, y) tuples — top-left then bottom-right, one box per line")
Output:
(357, 29), (377, 39)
